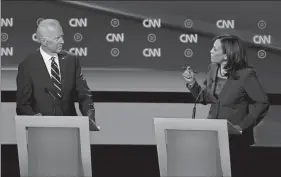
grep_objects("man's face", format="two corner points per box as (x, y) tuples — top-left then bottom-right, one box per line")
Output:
(41, 25), (64, 53)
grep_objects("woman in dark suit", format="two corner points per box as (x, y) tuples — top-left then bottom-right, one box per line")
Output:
(182, 34), (270, 177)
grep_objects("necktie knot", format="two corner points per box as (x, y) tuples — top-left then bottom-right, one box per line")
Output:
(50, 56), (55, 61)
(51, 57), (59, 68)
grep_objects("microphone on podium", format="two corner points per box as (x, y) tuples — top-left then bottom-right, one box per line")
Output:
(44, 88), (61, 100)
(44, 88), (63, 115)
(182, 65), (205, 119)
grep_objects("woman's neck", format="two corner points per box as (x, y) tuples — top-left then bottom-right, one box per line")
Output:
(218, 61), (228, 78)
(220, 61), (227, 69)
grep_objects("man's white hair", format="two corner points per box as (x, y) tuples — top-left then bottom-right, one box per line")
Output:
(36, 19), (61, 41)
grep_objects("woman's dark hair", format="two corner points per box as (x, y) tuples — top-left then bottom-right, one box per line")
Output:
(212, 34), (251, 78)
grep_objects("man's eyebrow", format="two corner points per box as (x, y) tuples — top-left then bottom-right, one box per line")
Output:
(56, 34), (63, 38)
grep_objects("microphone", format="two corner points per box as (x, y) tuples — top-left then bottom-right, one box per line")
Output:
(44, 88), (63, 115)
(192, 85), (205, 119)
(44, 88), (62, 101)
(45, 88), (56, 100)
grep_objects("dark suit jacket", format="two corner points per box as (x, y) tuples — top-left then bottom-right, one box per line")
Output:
(16, 49), (95, 121)
(187, 63), (270, 145)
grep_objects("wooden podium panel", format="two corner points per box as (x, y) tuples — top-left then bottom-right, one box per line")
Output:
(15, 116), (96, 177)
(154, 118), (233, 177)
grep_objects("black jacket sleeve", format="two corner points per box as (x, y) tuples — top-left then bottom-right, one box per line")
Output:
(74, 57), (95, 122)
(187, 80), (210, 105)
(16, 62), (36, 115)
(186, 64), (213, 105)
(239, 69), (270, 130)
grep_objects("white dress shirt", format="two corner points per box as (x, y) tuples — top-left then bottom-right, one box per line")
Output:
(39, 46), (61, 78)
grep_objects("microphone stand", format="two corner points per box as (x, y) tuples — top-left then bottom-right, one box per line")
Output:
(45, 88), (61, 115)
(192, 85), (205, 119)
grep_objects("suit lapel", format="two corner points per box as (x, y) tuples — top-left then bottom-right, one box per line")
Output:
(206, 64), (219, 102)
(219, 75), (233, 100)
(210, 64), (219, 95)
(34, 50), (54, 89)
(207, 63), (233, 101)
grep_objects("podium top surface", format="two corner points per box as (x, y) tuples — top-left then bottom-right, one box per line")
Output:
(15, 116), (100, 131)
(154, 118), (241, 135)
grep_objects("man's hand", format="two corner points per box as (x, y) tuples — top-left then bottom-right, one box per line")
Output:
(87, 109), (95, 122)
(182, 66), (196, 85)
(88, 114), (100, 131)
(233, 125), (242, 133)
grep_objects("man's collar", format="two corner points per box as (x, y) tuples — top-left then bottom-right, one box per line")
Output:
(39, 46), (58, 61)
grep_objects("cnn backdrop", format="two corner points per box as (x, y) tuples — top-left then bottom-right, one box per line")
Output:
(1, 1), (281, 146)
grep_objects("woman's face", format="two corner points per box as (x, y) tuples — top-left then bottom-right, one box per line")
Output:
(210, 39), (227, 64)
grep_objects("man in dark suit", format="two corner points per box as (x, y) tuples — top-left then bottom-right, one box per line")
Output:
(16, 19), (95, 122)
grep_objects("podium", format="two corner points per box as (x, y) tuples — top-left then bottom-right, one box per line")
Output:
(154, 118), (241, 177)
(15, 116), (99, 177)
